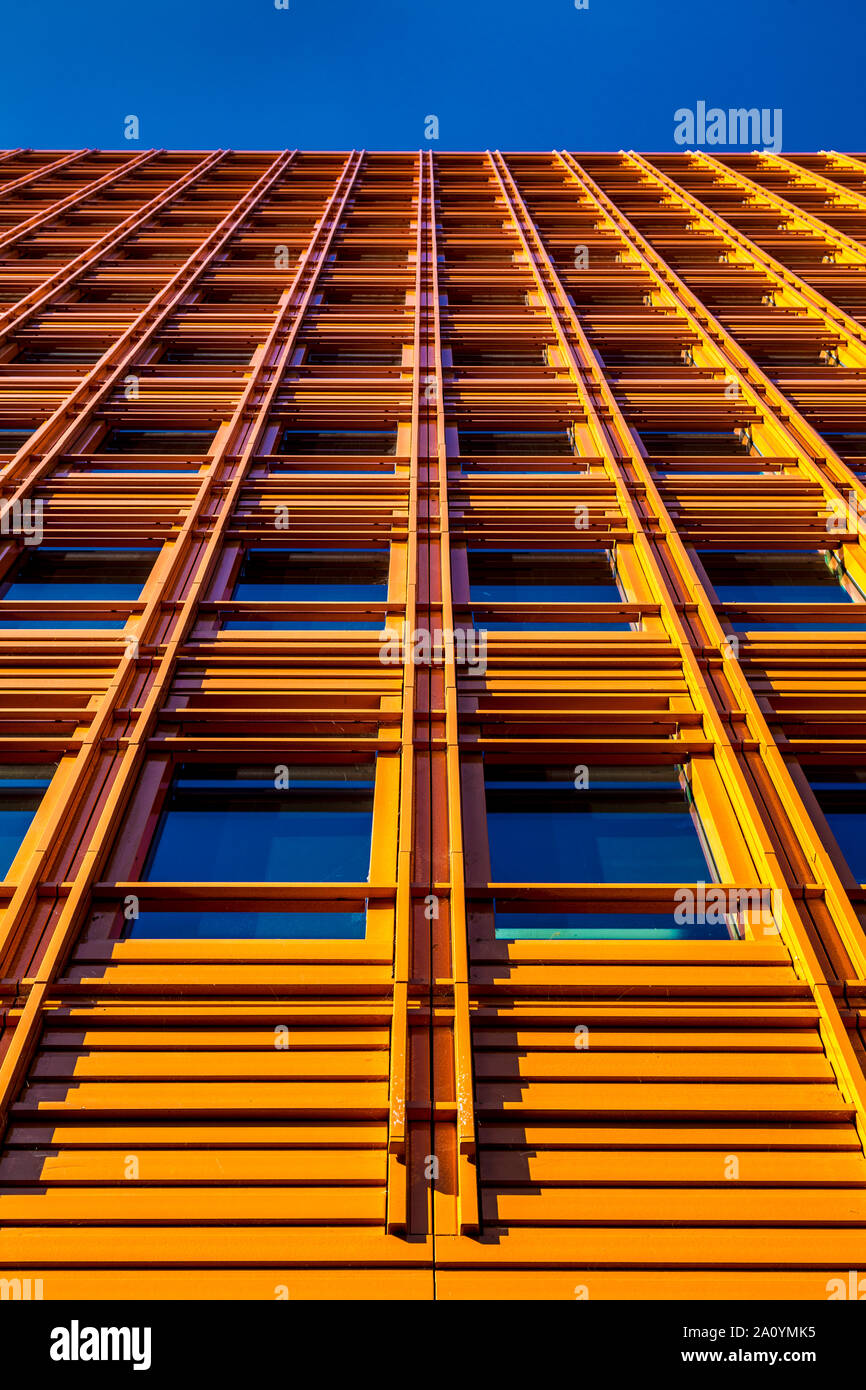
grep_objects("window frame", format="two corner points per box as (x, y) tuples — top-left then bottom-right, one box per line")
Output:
(92, 749), (400, 962)
(461, 752), (773, 958)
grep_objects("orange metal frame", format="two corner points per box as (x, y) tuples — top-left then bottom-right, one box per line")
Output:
(0, 150), (864, 1299)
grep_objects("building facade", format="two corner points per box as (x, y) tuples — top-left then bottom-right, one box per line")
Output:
(0, 148), (865, 1299)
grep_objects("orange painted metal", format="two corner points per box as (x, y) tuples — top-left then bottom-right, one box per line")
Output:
(0, 151), (864, 1299)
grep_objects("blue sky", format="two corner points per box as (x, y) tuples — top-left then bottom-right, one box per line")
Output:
(1, 0), (863, 151)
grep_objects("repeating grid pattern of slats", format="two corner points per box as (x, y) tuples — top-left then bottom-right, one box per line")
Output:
(0, 150), (864, 1299)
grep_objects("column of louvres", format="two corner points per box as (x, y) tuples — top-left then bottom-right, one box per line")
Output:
(0, 150), (436, 1298)
(573, 150), (866, 1290)
(429, 151), (866, 1298)
(0, 148), (311, 1298)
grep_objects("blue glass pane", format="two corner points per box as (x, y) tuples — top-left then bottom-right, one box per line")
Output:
(232, 549), (388, 602)
(807, 771), (866, 881)
(472, 583), (622, 601)
(459, 430), (573, 456)
(127, 910), (366, 939)
(701, 551), (857, 604)
(2, 548), (156, 602)
(100, 429), (212, 454)
(819, 815), (866, 878)
(475, 617), (631, 632)
(657, 469), (768, 478)
(3, 585), (142, 600)
(641, 430), (751, 454)
(484, 767), (711, 884)
(234, 584), (385, 600)
(724, 586), (852, 604)
(0, 619), (128, 629)
(0, 808), (43, 872)
(461, 468), (577, 476)
(145, 764), (375, 883)
(269, 465), (396, 476)
(467, 549), (621, 604)
(494, 911), (731, 940)
(733, 621), (865, 633)
(0, 769), (54, 876)
(223, 620), (384, 631)
(278, 429), (396, 455)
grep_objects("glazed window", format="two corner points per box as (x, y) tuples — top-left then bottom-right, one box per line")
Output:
(232, 549), (388, 601)
(198, 288), (280, 305)
(443, 288), (528, 306)
(483, 765), (717, 885)
(77, 288), (149, 304)
(821, 433), (866, 460)
(319, 288), (407, 305)
(494, 907), (727, 941)
(277, 428), (398, 456)
(94, 463), (200, 475)
(451, 348), (547, 367)
(143, 763), (376, 884)
(701, 551), (855, 603)
(700, 549), (865, 631)
(303, 347), (403, 365)
(467, 548), (630, 631)
(458, 429), (574, 456)
(599, 348), (688, 369)
(159, 347), (253, 364)
(0, 547), (156, 628)
(640, 429), (756, 457)
(0, 429), (32, 453)
(805, 767), (866, 883)
(98, 428), (214, 455)
(0, 764), (56, 878)
(123, 906), (367, 941)
(0, 548), (155, 601)
(15, 347), (102, 363)
(329, 251), (409, 264)
(224, 548), (388, 631)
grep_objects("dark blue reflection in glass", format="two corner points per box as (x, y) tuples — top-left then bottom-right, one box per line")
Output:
(468, 548), (621, 603)
(278, 429), (397, 456)
(269, 464), (396, 476)
(458, 430), (574, 457)
(127, 910), (366, 940)
(0, 431), (31, 452)
(231, 549), (388, 602)
(474, 617), (631, 632)
(0, 619), (128, 629)
(701, 550), (857, 604)
(100, 429), (213, 455)
(145, 763), (375, 883)
(484, 766), (712, 884)
(0, 622), (127, 633)
(1, 548), (156, 602)
(806, 768), (866, 882)
(728, 591), (852, 605)
(467, 469), (580, 476)
(733, 621), (866, 633)
(494, 910), (730, 940)
(99, 467), (199, 476)
(0, 767), (54, 876)
(640, 430), (758, 457)
(223, 620), (383, 632)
